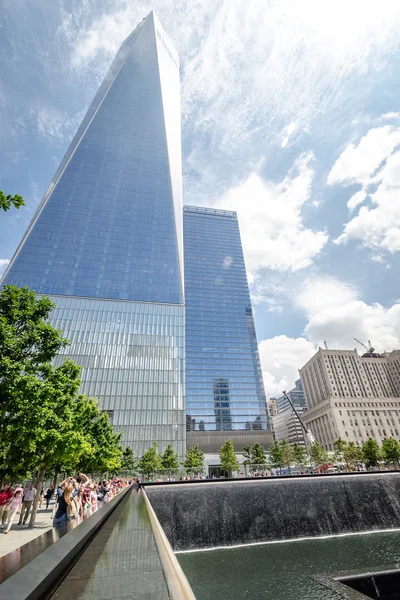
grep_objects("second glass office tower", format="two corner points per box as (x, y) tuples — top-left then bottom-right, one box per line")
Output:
(184, 206), (267, 435)
(2, 13), (186, 457)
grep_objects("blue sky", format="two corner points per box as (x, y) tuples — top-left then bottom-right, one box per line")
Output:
(1, 0), (400, 394)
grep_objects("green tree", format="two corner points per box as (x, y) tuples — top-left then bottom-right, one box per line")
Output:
(138, 442), (163, 478)
(268, 440), (284, 472)
(76, 403), (122, 476)
(310, 441), (329, 468)
(121, 446), (136, 471)
(343, 441), (362, 468)
(0, 190), (24, 212)
(0, 286), (87, 525)
(183, 444), (204, 475)
(280, 440), (294, 472)
(293, 443), (308, 469)
(251, 442), (267, 471)
(161, 444), (179, 472)
(333, 437), (347, 464)
(219, 440), (240, 477)
(243, 445), (252, 467)
(0, 286), (123, 526)
(362, 438), (381, 469)
(382, 437), (400, 468)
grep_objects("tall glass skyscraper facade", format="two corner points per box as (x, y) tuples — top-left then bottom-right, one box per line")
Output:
(2, 13), (186, 457)
(184, 206), (268, 433)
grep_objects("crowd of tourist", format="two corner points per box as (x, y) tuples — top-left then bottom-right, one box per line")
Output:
(0, 476), (131, 534)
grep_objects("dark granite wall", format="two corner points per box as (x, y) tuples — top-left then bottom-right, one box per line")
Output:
(145, 474), (400, 551)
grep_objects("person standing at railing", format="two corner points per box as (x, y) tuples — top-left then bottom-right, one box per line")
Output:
(53, 478), (80, 528)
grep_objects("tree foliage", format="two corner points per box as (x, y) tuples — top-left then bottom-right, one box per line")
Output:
(362, 438), (381, 469)
(76, 403), (122, 475)
(293, 443), (308, 468)
(0, 190), (24, 212)
(139, 442), (162, 477)
(252, 442), (267, 468)
(310, 441), (329, 467)
(280, 440), (294, 471)
(121, 446), (136, 471)
(183, 444), (204, 475)
(381, 437), (400, 467)
(243, 442), (267, 472)
(0, 285), (123, 526)
(268, 440), (284, 471)
(343, 441), (362, 467)
(219, 440), (239, 477)
(161, 444), (179, 471)
(333, 437), (347, 464)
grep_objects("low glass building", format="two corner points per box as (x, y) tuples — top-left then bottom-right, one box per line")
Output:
(183, 206), (268, 442)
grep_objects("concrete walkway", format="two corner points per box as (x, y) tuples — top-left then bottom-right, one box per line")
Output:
(0, 502), (54, 558)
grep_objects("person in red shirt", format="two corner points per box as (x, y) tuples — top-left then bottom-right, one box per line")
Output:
(0, 484), (13, 528)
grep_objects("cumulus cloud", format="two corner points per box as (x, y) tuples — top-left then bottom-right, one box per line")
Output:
(259, 336), (317, 394)
(327, 125), (400, 186)
(259, 276), (400, 393)
(217, 153), (328, 274)
(328, 124), (400, 254)
(294, 276), (358, 317)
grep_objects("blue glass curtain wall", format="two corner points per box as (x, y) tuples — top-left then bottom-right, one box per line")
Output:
(1, 13), (186, 457)
(184, 206), (268, 432)
(3, 13), (183, 305)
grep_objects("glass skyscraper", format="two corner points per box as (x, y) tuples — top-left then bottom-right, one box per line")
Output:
(184, 206), (268, 434)
(1, 13), (186, 457)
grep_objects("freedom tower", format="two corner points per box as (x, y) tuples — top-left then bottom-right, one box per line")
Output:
(2, 13), (186, 457)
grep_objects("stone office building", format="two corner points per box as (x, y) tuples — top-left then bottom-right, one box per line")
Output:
(300, 348), (400, 450)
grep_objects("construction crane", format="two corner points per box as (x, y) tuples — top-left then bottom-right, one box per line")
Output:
(282, 390), (316, 446)
(354, 338), (377, 357)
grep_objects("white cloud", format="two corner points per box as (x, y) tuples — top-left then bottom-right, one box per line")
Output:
(370, 254), (385, 264)
(281, 122), (297, 148)
(35, 106), (84, 144)
(259, 336), (317, 394)
(217, 153), (328, 274)
(298, 276), (400, 352)
(259, 276), (400, 393)
(327, 125), (400, 186)
(331, 127), (400, 253)
(304, 300), (400, 353)
(294, 276), (358, 318)
(0, 259), (10, 276)
(347, 190), (367, 211)
(63, 0), (400, 198)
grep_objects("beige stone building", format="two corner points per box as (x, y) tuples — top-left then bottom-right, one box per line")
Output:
(300, 348), (400, 450)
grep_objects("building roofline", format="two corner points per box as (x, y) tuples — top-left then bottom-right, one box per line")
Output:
(183, 205), (237, 218)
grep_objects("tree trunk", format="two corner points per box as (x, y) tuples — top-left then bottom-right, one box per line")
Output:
(29, 468), (45, 528)
(53, 471), (58, 491)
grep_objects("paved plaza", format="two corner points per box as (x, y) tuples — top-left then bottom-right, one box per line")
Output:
(0, 502), (54, 558)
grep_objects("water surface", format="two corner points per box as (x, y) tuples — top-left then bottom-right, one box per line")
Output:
(178, 531), (400, 599)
